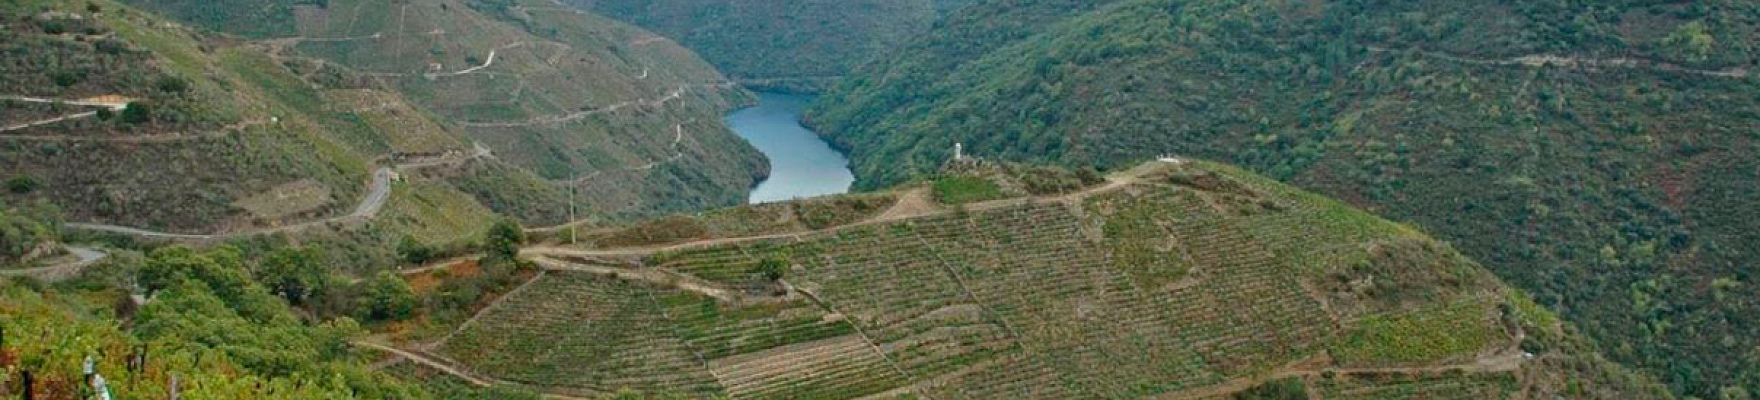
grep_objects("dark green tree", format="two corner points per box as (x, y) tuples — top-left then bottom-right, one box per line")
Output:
(259, 247), (327, 304)
(484, 219), (525, 261)
(357, 272), (417, 321)
(120, 102), (152, 124)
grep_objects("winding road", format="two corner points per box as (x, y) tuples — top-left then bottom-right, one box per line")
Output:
(1, 246), (109, 282)
(68, 142), (492, 240)
(1368, 46), (1752, 78)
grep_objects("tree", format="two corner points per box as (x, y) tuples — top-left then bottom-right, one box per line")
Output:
(395, 235), (433, 264)
(753, 258), (787, 281)
(259, 247), (327, 304)
(120, 102), (152, 124)
(1663, 21), (1716, 63)
(357, 272), (416, 321)
(484, 219), (524, 261)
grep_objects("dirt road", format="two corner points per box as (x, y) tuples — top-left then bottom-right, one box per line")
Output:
(0, 246), (108, 282)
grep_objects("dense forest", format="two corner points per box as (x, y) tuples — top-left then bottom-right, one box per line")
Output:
(808, 0), (1760, 397)
(566, 0), (975, 87)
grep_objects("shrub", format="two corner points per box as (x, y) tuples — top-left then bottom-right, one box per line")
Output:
(6, 176), (38, 194)
(396, 235), (434, 264)
(484, 219), (525, 261)
(1234, 378), (1308, 400)
(40, 20), (67, 35)
(753, 258), (787, 281)
(51, 70), (83, 87)
(357, 272), (417, 321)
(120, 102), (152, 124)
(156, 76), (191, 93)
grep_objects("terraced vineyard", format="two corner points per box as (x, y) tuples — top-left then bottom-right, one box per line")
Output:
(417, 160), (1666, 399)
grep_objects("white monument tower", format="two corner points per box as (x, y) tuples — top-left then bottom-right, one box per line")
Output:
(954, 142), (965, 161)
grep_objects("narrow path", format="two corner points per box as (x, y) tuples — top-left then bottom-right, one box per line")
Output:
(426, 44), (514, 78)
(1148, 350), (1528, 400)
(529, 256), (742, 303)
(0, 246), (108, 282)
(429, 270), (548, 351)
(460, 82), (734, 128)
(2, 111), (98, 133)
(0, 118), (271, 142)
(524, 160), (1157, 257)
(1369, 46), (1752, 78)
(69, 140), (489, 240)
(2, 95), (132, 134)
(351, 341), (495, 386)
(352, 339), (595, 400)
(1, 95), (132, 110)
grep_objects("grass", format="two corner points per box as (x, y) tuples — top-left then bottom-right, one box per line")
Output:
(930, 175), (1005, 205)
(1314, 371), (1520, 400)
(1331, 297), (1506, 365)
(379, 179), (499, 248)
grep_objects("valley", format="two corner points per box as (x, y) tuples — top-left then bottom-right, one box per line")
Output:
(0, 0), (1741, 399)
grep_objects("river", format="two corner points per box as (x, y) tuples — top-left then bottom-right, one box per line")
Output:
(726, 92), (854, 204)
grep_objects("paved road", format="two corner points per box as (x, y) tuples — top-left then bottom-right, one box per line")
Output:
(70, 167), (396, 240)
(351, 167), (395, 218)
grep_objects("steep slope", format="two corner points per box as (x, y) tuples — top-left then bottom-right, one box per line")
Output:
(124, 0), (770, 221)
(270, 0), (768, 220)
(1, 0), (422, 234)
(393, 160), (1671, 399)
(807, 1), (1760, 396)
(563, 0), (946, 90)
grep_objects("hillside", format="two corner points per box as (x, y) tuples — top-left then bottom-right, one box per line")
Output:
(5, 0), (774, 244)
(124, 0), (771, 223)
(807, 0), (1760, 397)
(1, 0), (420, 234)
(376, 160), (1671, 399)
(562, 0), (952, 90)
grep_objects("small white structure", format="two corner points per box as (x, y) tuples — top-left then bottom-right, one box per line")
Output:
(1157, 154), (1184, 165)
(953, 143), (965, 161)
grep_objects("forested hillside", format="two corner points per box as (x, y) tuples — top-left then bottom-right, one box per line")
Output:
(564, 0), (964, 89)
(808, 0), (1760, 397)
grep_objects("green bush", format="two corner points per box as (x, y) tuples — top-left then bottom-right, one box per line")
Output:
(357, 272), (418, 321)
(120, 102), (152, 124)
(753, 258), (787, 281)
(6, 176), (37, 194)
(1234, 378), (1308, 400)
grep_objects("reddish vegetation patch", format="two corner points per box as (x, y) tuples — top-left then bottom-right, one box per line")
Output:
(405, 259), (482, 294)
(447, 259), (483, 278)
(406, 273), (441, 294)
